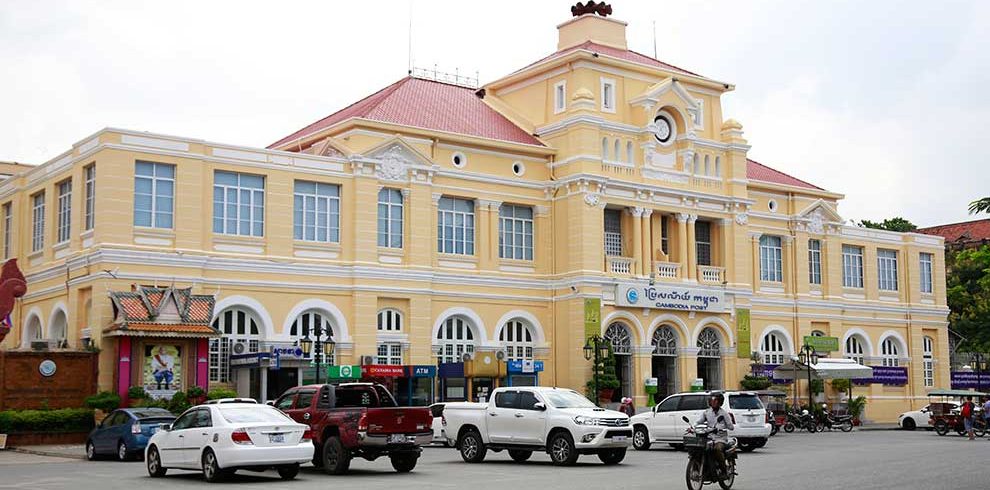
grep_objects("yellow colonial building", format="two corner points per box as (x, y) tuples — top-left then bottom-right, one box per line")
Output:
(0, 7), (948, 421)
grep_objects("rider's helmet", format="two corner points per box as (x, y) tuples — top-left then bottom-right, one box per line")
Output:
(801, 409), (809, 415)
(709, 392), (725, 407)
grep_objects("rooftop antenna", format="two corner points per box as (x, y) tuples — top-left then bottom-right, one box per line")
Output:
(407, 0), (414, 74)
(652, 20), (658, 58)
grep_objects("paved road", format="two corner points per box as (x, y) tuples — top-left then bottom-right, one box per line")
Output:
(0, 430), (987, 490)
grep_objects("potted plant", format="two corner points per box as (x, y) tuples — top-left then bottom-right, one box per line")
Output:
(128, 386), (149, 407)
(585, 347), (620, 403)
(186, 386), (206, 405)
(740, 374), (772, 390)
(84, 391), (121, 425)
(847, 395), (867, 426)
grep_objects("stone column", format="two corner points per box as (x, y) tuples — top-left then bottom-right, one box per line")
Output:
(750, 232), (763, 288)
(641, 209), (654, 277)
(630, 207), (644, 276)
(782, 235), (794, 295)
(431, 193), (442, 267)
(677, 213), (689, 281)
(686, 214), (698, 281)
(478, 199), (502, 270)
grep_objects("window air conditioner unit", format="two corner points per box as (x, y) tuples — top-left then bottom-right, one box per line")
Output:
(232, 341), (248, 355)
(495, 351), (506, 361)
(461, 352), (474, 362)
(360, 355), (375, 365)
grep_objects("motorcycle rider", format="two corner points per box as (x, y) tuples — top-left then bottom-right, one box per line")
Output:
(695, 392), (735, 476)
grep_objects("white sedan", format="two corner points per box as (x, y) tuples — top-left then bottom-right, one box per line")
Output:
(145, 400), (313, 482)
(898, 402), (959, 430)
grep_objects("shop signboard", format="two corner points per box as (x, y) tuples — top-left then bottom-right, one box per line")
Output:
(803, 336), (839, 353)
(736, 308), (751, 359)
(950, 371), (990, 390)
(853, 366), (908, 386)
(327, 365), (362, 380)
(584, 298), (600, 342)
(438, 362), (464, 378)
(750, 364), (792, 385)
(408, 365), (436, 378)
(364, 365), (405, 377)
(615, 283), (725, 313)
(144, 344), (182, 399)
(507, 360), (544, 373)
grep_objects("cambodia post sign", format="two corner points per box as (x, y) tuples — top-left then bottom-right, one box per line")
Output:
(615, 283), (725, 313)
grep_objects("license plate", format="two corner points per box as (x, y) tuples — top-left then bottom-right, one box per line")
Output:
(747, 416), (757, 422)
(269, 433), (285, 443)
(388, 434), (406, 444)
(612, 435), (627, 442)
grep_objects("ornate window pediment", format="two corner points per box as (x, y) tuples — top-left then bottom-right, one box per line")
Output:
(793, 199), (844, 235)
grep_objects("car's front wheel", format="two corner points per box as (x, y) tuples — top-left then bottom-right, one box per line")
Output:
(85, 440), (97, 461)
(632, 426), (651, 450)
(390, 452), (419, 473)
(548, 432), (578, 466)
(146, 446), (167, 477)
(901, 418), (916, 430)
(277, 463), (300, 480)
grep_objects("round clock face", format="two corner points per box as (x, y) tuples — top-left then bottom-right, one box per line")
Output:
(654, 115), (672, 143)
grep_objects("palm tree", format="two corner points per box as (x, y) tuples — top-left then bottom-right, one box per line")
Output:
(970, 198), (990, 215)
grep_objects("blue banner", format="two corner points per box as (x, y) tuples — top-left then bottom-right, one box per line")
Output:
(408, 365), (437, 378)
(750, 364), (792, 385)
(853, 366), (908, 386)
(951, 371), (990, 390)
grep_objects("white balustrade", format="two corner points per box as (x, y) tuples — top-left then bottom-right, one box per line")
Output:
(698, 265), (725, 284)
(607, 256), (635, 275)
(655, 261), (681, 280)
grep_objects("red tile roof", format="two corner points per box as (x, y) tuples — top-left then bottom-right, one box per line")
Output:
(111, 323), (221, 336)
(917, 219), (990, 244)
(746, 159), (823, 191)
(268, 77), (544, 149)
(512, 40), (703, 78)
(109, 287), (217, 337)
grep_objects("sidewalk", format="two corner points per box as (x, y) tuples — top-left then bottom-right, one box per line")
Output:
(8, 444), (86, 460)
(855, 423), (900, 431)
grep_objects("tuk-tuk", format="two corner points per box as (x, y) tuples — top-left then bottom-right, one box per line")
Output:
(927, 389), (987, 437)
(754, 390), (787, 436)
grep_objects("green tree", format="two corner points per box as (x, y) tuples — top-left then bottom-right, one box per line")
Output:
(946, 245), (990, 352)
(969, 197), (990, 215)
(857, 217), (918, 233)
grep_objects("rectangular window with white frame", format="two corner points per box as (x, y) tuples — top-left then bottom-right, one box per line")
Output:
(2, 202), (10, 259)
(377, 188), (403, 248)
(437, 196), (475, 255)
(808, 239), (822, 285)
(134, 161), (175, 229)
(920, 252), (934, 294)
(695, 221), (712, 266)
(923, 336), (934, 388)
(877, 249), (899, 291)
(293, 180), (340, 243)
(84, 164), (95, 231)
(56, 179), (72, 244)
(499, 204), (534, 261)
(604, 208), (622, 257)
(759, 235), (783, 282)
(842, 245), (864, 288)
(376, 342), (403, 365)
(600, 77), (616, 113)
(31, 192), (45, 252)
(214, 170), (265, 237)
(553, 80), (566, 114)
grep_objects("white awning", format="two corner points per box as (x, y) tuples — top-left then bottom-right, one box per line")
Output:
(772, 357), (873, 381)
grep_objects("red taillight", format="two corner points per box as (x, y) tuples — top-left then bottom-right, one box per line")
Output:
(302, 428), (314, 442)
(231, 429), (253, 445)
(357, 414), (368, 432)
(131, 422), (142, 435)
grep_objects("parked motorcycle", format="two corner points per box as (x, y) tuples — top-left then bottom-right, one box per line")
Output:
(768, 410), (780, 436)
(681, 415), (738, 490)
(783, 409), (817, 433)
(815, 405), (853, 432)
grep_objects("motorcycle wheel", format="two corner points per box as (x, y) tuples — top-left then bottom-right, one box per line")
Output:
(805, 423), (817, 434)
(770, 425), (779, 437)
(815, 422), (825, 433)
(975, 421), (987, 438)
(718, 459), (736, 490)
(783, 422), (795, 433)
(840, 420), (853, 433)
(685, 458), (704, 490)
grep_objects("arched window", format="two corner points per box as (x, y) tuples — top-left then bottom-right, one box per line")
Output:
(601, 138), (609, 160)
(760, 332), (787, 365)
(626, 141), (634, 164)
(289, 310), (335, 362)
(704, 155), (711, 176)
(697, 327), (722, 358)
(923, 336), (934, 387)
(377, 309), (402, 332)
(881, 338), (900, 367)
(715, 156), (721, 177)
(845, 335), (866, 365)
(437, 316), (476, 363)
(693, 154), (700, 174)
(614, 140), (621, 162)
(210, 307), (263, 382)
(605, 322), (632, 354)
(23, 315), (42, 347)
(500, 320), (535, 360)
(50, 310), (68, 347)
(652, 325), (677, 356)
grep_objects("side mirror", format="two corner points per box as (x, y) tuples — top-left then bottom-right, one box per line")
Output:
(920, 408), (928, 413)
(652, 405), (657, 414)
(266, 400), (275, 406)
(681, 416), (691, 423)
(533, 402), (547, 411)
(159, 423), (171, 432)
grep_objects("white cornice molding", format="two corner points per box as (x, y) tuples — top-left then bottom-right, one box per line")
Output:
(536, 114), (644, 139)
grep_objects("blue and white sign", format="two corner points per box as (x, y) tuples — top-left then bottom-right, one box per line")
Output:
(615, 283), (726, 313)
(410, 365), (437, 378)
(507, 360), (544, 373)
(39, 359), (57, 377)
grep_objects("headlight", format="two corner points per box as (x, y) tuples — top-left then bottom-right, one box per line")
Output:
(574, 416), (599, 426)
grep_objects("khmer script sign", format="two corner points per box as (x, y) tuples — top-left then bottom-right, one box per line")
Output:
(615, 283), (725, 313)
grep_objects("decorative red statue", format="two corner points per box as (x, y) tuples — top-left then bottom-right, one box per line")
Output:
(0, 259), (27, 343)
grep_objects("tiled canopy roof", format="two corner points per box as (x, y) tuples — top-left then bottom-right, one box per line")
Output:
(268, 77), (544, 149)
(513, 40), (703, 78)
(106, 286), (218, 337)
(918, 219), (990, 244)
(746, 158), (823, 191)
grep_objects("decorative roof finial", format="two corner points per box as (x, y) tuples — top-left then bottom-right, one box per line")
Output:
(571, 1), (612, 17)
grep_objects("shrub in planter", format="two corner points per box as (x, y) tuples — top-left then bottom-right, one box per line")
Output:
(740, 375), (772, 390)
(168, 392), (191, 414)
(0, 408), (94, 433)
(847, 395), (867, 424)
(127, 386), (149, 406)
(207, 388), (239, 400)
(585, 347), (620, 403)
(85, 391), (121, 412)
(186, 386), (207, 404)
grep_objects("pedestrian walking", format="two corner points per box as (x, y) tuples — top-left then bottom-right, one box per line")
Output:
(619, 397), (635, 417)
(961, 396), (976, 441)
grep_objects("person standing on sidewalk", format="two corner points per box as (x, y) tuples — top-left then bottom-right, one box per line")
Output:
(961, 396), (976, 440)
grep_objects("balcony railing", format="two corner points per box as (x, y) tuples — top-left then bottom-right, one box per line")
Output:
(655, 261), (681, 280)
(698, 265), (725, 284)
(607, 256), (635, 275)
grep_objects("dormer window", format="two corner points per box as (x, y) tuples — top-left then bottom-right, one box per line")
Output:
(600, 77), (616, 113)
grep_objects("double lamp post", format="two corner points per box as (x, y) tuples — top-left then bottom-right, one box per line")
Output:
(298, 325), (335, 384)
(797, 343), (820, 409)
(584, 334), (611, 407)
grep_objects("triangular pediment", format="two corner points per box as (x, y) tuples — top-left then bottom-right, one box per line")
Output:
(361, 136), (435, 182)
(794, 199), (844, 234)
(305, 137), (354, 158)
(630, 79), (699, 110)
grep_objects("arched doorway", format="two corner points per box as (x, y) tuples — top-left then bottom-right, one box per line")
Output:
(651, 325), (678, 400)
(696, 327), (722, 390)
(50, 310), (68, 349)
(288, 309), (335, 391)
(501, 319), (538, 387)
(435, 315), (479, 402)
(22, 314), (42, 348)
(604, 322), (633, 403)
(210, 306), (264, 398)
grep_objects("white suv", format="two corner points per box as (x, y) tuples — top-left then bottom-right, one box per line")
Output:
(630, 391), (771, 452)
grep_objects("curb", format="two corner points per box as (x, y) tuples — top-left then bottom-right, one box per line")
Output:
(9, 447), (86, 460)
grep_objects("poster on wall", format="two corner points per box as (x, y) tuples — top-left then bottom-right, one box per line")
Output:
(144, 344), (182, 399)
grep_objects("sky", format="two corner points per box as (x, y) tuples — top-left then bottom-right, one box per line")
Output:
(1, 0), (987, 227)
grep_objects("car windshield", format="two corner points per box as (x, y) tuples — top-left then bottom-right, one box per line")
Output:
(728, 395), (763, 410)
(218, 406), (293, 424)
(543, 390), (596, 409)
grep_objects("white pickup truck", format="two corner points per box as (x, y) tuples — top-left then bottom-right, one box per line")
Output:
(442, 386), (631, 466)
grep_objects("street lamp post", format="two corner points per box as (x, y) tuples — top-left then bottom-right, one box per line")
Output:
(299, 326), (335, 385)
(584, 334), (611, 407)
(797, 343), (820, 410)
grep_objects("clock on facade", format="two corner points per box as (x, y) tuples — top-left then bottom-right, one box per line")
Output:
(654, 114), (673, 143)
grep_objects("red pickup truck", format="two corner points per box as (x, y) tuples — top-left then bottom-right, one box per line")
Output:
(274, 383), (432, 474)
